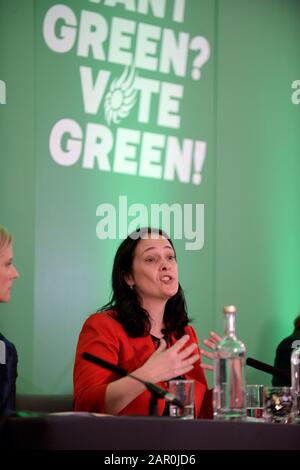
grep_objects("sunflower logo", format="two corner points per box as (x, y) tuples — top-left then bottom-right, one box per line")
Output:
(104, 66), (137, 125)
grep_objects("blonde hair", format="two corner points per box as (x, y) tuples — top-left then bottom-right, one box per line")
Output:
(0, 227), (12, 253)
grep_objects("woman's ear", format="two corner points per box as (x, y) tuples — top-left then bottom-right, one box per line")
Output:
(124, 272), (134, 289)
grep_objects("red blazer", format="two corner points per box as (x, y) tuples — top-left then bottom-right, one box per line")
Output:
(73, 311), (212, 418)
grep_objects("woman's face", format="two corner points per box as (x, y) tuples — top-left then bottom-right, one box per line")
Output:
(0, 242), (19, 302)
(126, 236), (179, 304)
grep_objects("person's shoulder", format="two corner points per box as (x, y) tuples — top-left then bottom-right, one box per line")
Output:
(291, 331), (300, 340)
(289, 331), (300, 349)
(280, 331), (299, 343)
(184, 324), (198, 340)
(0, 333), (18, 364)
(184, 325), (195, 334)
(0, 332), (8, 343)
(83, 310), (120, 329)
(185, 324), (196, 334)
(80, 310), (127, 343)
(276, 333), (297, 352)
(0, 333), (16, 351)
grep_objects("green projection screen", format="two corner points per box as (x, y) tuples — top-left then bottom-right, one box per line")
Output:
(0, 0), (300, 394)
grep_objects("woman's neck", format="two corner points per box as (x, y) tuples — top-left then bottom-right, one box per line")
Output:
(142, 298), (166, 338)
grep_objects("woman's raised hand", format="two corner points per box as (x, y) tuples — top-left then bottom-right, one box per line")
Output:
(139, 335), (200, 383)
(200, 331), (221, 371)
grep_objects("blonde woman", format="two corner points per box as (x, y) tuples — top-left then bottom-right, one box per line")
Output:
(0, 227), (19, 414)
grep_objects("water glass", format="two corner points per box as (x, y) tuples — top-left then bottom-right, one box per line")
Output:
(169, 379), (194, 419)
(263, 386), (293, 423)
(246, 384), (264, 421)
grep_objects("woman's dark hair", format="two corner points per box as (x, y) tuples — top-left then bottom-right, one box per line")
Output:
(100, 227), (190, 338)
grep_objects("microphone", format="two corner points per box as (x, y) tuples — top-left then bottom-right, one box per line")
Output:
(82, 352), (184, 408)
(246, 357), (290, 381)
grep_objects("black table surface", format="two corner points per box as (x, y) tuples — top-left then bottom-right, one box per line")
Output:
(1, 413), (300, 450)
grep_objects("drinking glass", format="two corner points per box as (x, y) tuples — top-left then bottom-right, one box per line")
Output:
(169, 379), (194, 419)
(246, 384), (264, 421)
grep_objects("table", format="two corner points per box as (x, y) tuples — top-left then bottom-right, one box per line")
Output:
(1, 413), (300, 450)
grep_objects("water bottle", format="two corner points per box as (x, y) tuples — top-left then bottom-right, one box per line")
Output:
(213, 305), (247, 420)
(291, 345), (300, 422)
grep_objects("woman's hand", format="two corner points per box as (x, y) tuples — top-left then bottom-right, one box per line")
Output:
(105, 335), (199, 415)
(200, 331), (221, 371)
(138, 335), (200, 383)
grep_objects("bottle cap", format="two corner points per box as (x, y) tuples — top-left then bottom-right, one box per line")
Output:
(223, 305), (237, 314)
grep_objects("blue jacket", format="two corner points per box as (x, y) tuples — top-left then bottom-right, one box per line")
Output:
(0, 333), (18, 414)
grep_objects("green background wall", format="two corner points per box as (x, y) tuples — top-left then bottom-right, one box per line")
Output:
(0, 0), (300, 394)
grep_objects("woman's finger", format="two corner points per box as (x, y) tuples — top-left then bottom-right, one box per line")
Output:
(202, 339), (217, 350)
(177, 342), (198, 360)
(176, 353), (200, 376)
(170, 334), (190, 351)
(209, 331), (221, 342)
(158, 337), (167, 351)
(201, 363), (214, 371)
(200, 349), (215, 360)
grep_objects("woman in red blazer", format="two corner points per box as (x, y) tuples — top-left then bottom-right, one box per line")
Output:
(73, 228), (212, 418)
